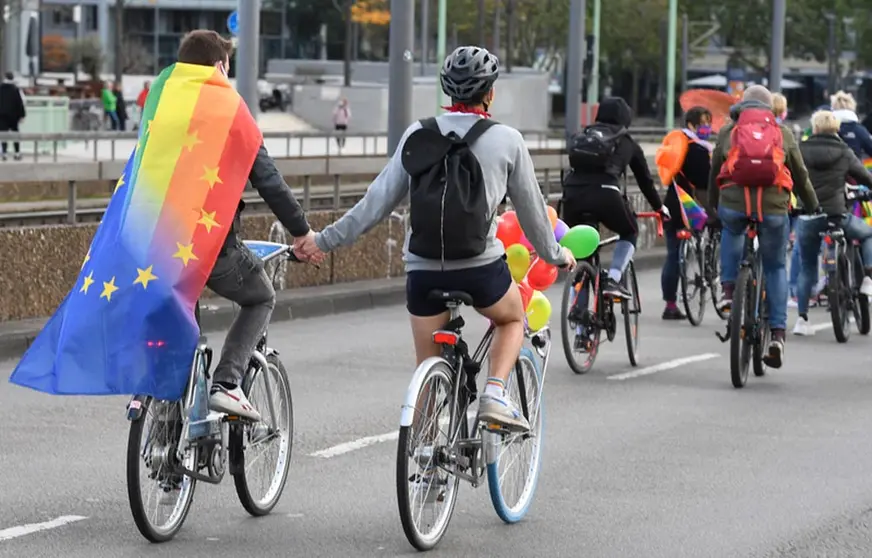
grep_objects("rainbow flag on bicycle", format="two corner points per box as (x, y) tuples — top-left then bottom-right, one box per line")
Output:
(673, 183), (708, 231)
(9, 63), (263, 399)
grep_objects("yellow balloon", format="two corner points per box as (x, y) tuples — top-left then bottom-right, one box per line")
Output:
(505, 243), (531, 283)
(526, 290), (552, 331)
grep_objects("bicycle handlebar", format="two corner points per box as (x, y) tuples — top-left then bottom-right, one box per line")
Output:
(636, 211), (665, 237)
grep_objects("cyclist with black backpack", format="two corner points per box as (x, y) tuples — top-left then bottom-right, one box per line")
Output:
(299, 46), (575, 432)
(562, 96), (670, 299)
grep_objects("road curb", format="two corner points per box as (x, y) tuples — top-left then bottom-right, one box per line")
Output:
(0, 248), (667, 362)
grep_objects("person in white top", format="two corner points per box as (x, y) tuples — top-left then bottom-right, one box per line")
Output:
(332, 97), (351, 148)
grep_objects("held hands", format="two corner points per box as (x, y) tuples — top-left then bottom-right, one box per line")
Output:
(293, 230), (326, 265)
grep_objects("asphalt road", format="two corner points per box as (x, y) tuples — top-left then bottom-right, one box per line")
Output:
(1, 267), (871, 558)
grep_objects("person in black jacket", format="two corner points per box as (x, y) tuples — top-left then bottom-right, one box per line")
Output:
(113, 82), (127, 132)
(0, 72), (26, 161)
(562, 96), (669, 299)
(659, 107), (713, 320)
(793, 110), (872, 336)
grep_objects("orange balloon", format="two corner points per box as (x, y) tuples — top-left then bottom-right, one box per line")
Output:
(517, 278), (534, 310)
(546, 205), (559, 230)
(526, 257), (558, 291)
(496, 211), (522, 248)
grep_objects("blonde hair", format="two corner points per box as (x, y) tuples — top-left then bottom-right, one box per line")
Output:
(830, 90), (857, 111)
(772, 93), (787, 117)
(811, 110), (840, 135)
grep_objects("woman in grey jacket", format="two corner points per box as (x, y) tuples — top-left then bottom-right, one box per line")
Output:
(794, 110), (872, 335)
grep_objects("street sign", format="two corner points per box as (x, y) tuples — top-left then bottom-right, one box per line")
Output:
(227, 10), (239, 35)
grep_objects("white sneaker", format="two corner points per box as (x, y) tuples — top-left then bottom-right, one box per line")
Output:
(792, 316), (814, 336)
(787, 297), (798, 309)
(860, 276), (872, 297)
(209, 384), (261, 421)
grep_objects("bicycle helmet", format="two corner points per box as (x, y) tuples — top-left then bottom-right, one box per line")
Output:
(440, 46), (500, 103)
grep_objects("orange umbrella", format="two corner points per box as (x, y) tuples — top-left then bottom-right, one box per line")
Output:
(680, 89), (737, 132)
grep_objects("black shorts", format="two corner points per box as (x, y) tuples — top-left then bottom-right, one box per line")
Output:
(562, 185), (638, 245)
(406, 258), (513, 317)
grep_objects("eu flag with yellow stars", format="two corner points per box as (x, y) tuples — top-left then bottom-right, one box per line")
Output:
(9, 63), (263, 399)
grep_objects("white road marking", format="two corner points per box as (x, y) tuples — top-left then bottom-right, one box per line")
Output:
(0, 515), (87, 542)
(308, 431), (399, 458)
(811, 322), (834, 332)
(607, 353), (721, 381)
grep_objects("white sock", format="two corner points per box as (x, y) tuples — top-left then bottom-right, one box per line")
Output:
(608, 269), (622, 282)
(483, 377), (504, 397)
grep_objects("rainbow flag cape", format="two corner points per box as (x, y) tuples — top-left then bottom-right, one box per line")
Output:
(853, 199), (872, 227)
(863, 157), (872, 171)
(674, 184), (707, 231)
(10, 63), (263, 399)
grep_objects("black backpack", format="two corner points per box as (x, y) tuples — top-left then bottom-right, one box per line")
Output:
(401, 117), (496, 261)
(568, 124), (628, 176)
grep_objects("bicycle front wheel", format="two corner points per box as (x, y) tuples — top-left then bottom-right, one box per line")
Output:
(560, 261), (602, 374)
(852, 249), (870, 335)
(752, 277), (770, 378)
(729, 267), (753, 388)
(487, 348), (544, 523)
(232, 353), (294, 516)
(622, 261), (641, 366)
(830, 247), (851, 343)
(680, 236), (707, 326)
(126, 398), (197, 543)
(707, 231), (728, 320)
(397, 361), (461, 551)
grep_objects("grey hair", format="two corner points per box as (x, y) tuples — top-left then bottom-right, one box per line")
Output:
(742, 84), (773, 107)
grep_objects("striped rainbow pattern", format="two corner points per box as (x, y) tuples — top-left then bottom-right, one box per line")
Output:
(675, 184), (708, 231)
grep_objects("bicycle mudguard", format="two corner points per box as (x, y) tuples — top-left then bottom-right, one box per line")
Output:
(400, 356), (453, 427)
(126, 395), (149, 421)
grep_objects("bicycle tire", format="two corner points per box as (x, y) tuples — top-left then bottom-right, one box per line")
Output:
(730, 267), (753, 388)
(396, 361), (461, 551)
(560, 261), (602, 375)
(852, 249), (871, 335)
(232, 353), (294, 516)
(708, 231), (728, 320)
(487, 348), (544, 523)
(752, 274), (770, 378)
(830, 246), (851, 343)
(680, 236), (706, 326)
(127, 397), (197, 543)
(623, 262), (641, 366)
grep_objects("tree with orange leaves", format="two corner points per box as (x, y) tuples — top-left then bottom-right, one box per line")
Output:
(350, 0), (390, 26)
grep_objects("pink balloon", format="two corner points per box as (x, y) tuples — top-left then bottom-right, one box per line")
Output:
(554, 219), (569, 242)
(518, 232), (534, 251)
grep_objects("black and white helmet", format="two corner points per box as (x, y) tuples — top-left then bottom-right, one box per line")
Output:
(440, 46), (500, 103)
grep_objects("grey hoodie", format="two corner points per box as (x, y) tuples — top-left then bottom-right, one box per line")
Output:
(315, 112), (564, 271)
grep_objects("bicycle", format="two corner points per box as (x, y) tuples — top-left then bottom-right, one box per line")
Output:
(126, 240), (300, 542)
(396, 290), (552, 551)
(704, 224), (728, 320)
(820, 188), (872, 342)
(715, 221), (771, 388)
(559, 212), (663, 374)
(676, 226), (708, 326)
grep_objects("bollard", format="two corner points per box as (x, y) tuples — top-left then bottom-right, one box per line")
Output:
(303, 175), (311, 212)
(333, 175), (341, 210)
(67, 180), (77, 224)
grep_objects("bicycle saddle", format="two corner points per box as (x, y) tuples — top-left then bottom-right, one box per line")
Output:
(428, 290), (474, 306)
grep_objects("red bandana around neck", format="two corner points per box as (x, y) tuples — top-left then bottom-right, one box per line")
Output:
(442, 103), (491, 118)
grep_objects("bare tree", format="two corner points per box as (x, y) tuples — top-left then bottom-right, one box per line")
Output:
(121, 37), (154, 75)
(113, 0), (125, 83)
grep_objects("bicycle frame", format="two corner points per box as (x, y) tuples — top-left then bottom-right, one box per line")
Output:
(716, 222), (764, 343)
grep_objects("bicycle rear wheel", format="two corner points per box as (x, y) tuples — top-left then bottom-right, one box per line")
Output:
(622, 262), (641, 366)
(729, 267), (753, 388)
(752, 277), (770, 378)
(560, 262), (602, 374)
(680, 236), (707, 326)
(487, 348), (544, 523)
(830, 247), (851, 343)
(852, 249), (870, 335)
(397, 361), (461, 551)
(126, 398), (197, 542)
(232, 353), (294, 516)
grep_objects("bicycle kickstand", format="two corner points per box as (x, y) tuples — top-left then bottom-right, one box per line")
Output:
(715, 323), (731, 343)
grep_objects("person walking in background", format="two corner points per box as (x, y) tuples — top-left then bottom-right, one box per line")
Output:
(0, 72), (26, 161)
(135, 81), (150, 130)
(332, 97), (351, 149)
(113, 82), (128, 132)
(102, 81), (119, 130)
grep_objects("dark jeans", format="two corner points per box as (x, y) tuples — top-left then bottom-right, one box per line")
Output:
(106, 110), (119, 130)
(206, 236), (276, 385)
(0, 117), (20, 154)
(661, 226), (681, 303)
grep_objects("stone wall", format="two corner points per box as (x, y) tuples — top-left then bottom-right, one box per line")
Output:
(0, 193), (660, 322)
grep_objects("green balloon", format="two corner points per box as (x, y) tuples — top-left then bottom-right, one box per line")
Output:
(559, 225), (601, 259)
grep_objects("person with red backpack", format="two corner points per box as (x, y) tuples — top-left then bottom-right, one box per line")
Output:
(656, 106), (714, 320)
(708, 85), (820, 369)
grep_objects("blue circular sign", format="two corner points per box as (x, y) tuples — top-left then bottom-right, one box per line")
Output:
(227, 11), (239, 35)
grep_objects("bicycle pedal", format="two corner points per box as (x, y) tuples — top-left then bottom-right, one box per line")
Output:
(484, 423), (511, 434)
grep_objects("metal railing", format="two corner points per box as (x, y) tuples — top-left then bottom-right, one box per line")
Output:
(0, 127), (670, 164)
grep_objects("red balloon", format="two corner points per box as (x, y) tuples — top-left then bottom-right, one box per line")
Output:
(517, 279), (534, 310)
(496, 211), (522, 248)
(526, 257), (558, 291)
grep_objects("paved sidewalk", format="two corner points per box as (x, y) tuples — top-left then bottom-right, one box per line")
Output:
(0, 248), (667, 361)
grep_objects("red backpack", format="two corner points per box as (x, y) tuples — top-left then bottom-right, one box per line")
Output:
(718, 108), (792, 190)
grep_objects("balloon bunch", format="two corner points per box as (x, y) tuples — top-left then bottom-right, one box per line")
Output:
(495, 207), (603, 331)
